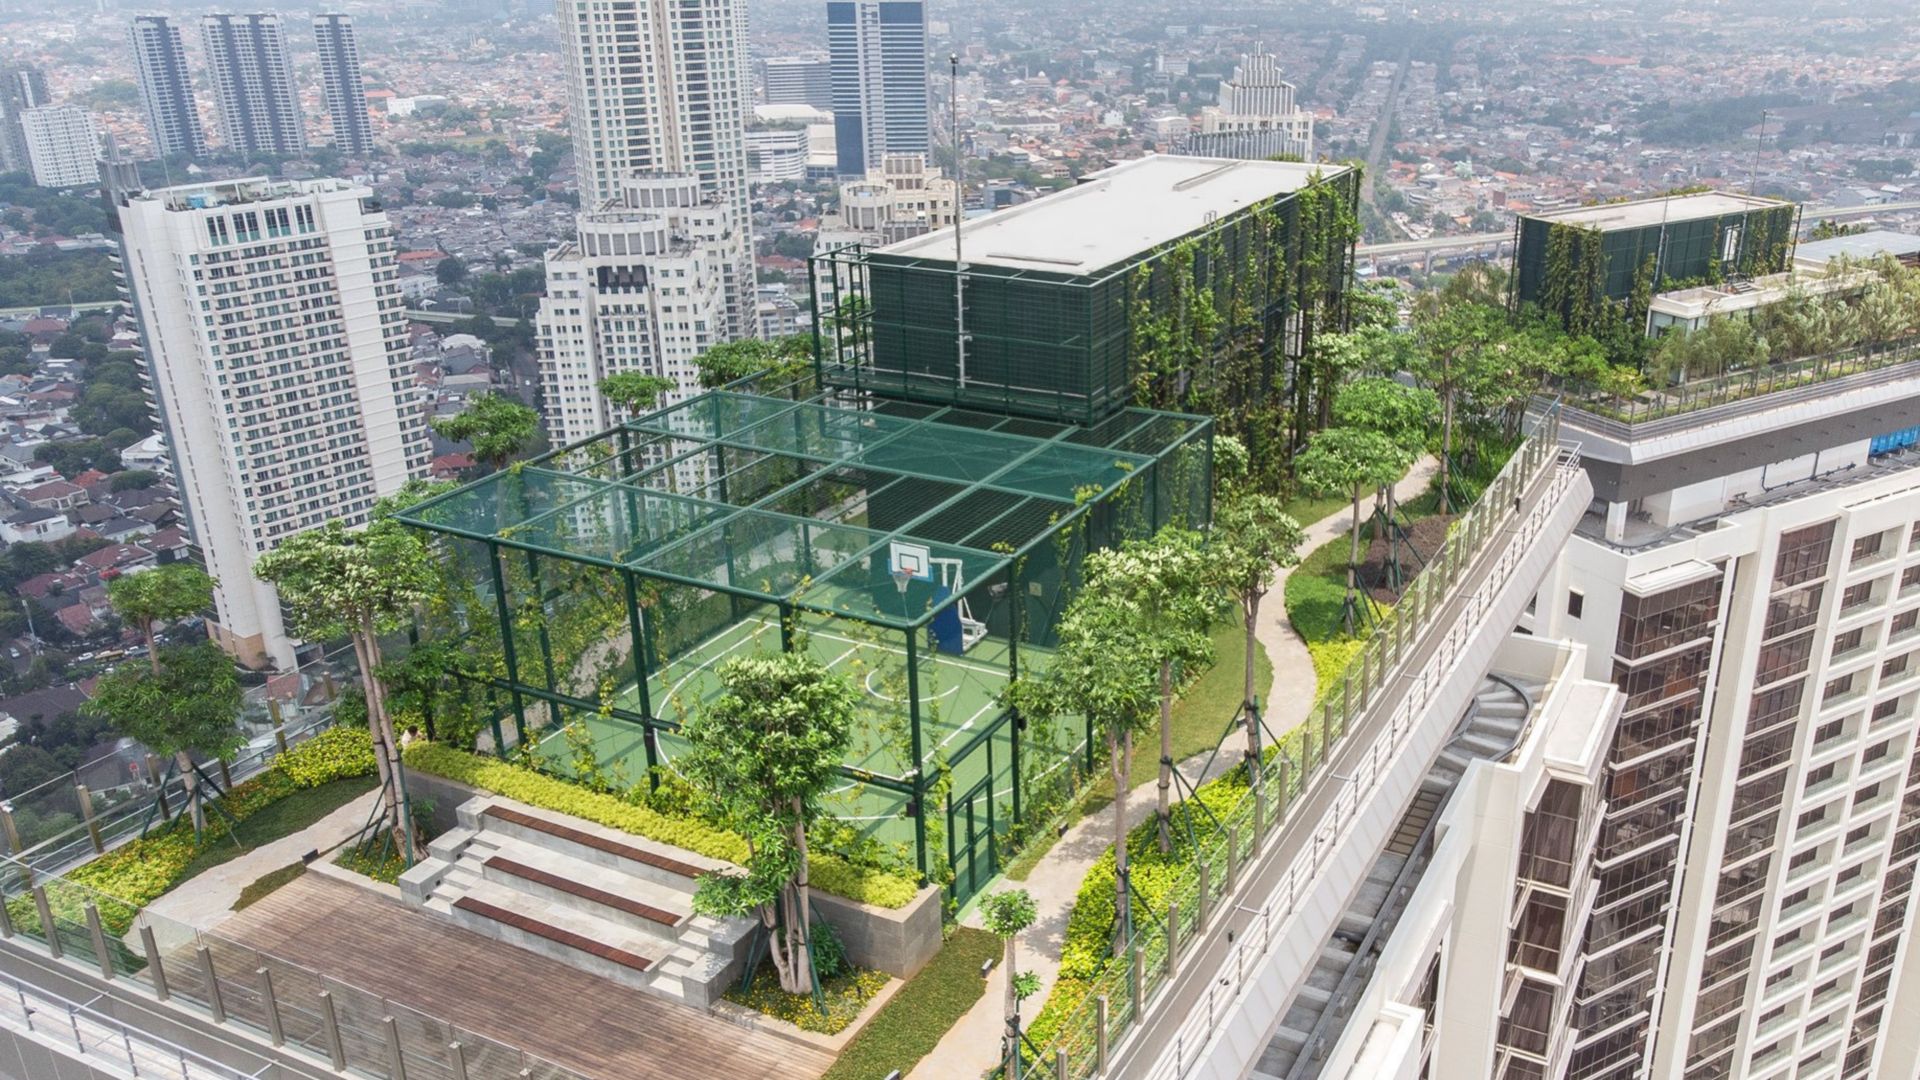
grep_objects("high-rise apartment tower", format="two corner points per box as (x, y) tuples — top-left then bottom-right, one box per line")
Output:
(115, 178), (432, 670)
(21, 106), (101, 189)
(0, 64), (50, 174)
(129, 16), (207, 160)
(200, 14), (306, 156)
(313, 14), (375, 156)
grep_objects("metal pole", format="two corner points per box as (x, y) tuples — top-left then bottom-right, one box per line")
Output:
(450, 1042), (471, 1080)
(140, 925), (168, 1000)
(85, 904), (112, 979)
(258, 968), (283, 1046)
(1095, 995), (1110, 1074)
(1166, 900), (1180, 972)
(951, 53), (967, 391)
(198, 946), (224, 1023)
(320, 991), (346, 1071)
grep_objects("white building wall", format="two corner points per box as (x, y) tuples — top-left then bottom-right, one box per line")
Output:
(20, 106), (99, 189)
(117, 178), (431, 670)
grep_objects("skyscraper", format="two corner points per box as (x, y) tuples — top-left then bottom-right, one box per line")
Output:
(827, 0), (928, 177)
(129, 16), (207, 160)
(537, 174), (731, 446)
(200, 14), (305, 156)
(0, 64), (50, 174)
(1183, 48), (1315, 162)
(115, 178), (432, 670)
(555, 0), (755, 339)
(763, 56), (832, 110)
(20, 106), (100, 189)
(313, 14), (375, 156)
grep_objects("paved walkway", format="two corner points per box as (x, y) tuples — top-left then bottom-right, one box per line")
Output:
(142, 788), (380, 932)
(910, 458), (1438, 1079)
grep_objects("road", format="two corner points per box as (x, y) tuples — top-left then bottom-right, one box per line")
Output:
(1358, 50), (1411, 230)
(405, 307), (527, 328)
(1358, 200), (1920, 259)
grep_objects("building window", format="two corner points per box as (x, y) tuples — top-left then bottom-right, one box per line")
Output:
(1568, 590), (1584, 618)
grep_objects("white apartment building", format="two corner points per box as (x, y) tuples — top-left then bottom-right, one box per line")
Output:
(745, 127), (809, 183)
(555, 0), (755, 339)
(116, 178), (432, 670)
(1279, 372), (1920, 1080)
(536, 174), (730, 446)
(815, 152), (956, 253)
(20, 106), (99, 189)
(1184, 49), (1315, 163)
(313, 14), (375, 156)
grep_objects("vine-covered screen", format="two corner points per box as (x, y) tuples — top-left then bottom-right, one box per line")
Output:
(395, 387), (1212, 894)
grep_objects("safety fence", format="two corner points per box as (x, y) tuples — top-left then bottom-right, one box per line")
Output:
(1034, 408), (1581, 1079)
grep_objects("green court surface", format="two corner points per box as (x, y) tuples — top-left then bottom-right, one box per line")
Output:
(533, 613), (1043, 851)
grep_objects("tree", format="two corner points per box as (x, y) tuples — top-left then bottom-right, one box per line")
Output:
(430, 392), (538, 471)
(1409, 301), (1503, 513)
(679, 652), (859, 995)
(1297, 428), (1412, 635)
(82, 642), (241, 835)
(981, 888), (1039, 1077)
(598, 372), (676, 417)
(90, 565), (227, 832)
(693, 335), (812, 390)
(109, 470), (160, 492)
(435, 255), (469, 285)
(1006, 588), (1158, 956)
(254, 519), (440, 856)
(1088, 529), (1220, 852)
(1208, 493), (1303, 785)
(1333, 378), (1439, 584)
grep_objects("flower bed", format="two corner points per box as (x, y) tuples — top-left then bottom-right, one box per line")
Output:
(723, 966), (890, 1035)
(402, 743), (919, 909)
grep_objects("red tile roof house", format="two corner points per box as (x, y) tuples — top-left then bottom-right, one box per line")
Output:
(55, 602), (95, 637)
(17, 479), (88, 510)
(74, 543), (156, 576)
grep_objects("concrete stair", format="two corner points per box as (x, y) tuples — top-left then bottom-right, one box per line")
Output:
(400, 795), (754, 1011)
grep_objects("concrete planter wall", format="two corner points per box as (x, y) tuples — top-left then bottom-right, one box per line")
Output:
(399, 766), (944, 979)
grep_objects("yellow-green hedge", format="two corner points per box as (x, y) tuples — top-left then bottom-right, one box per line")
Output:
(402, 743), (920, 909)
(277, 726), (377, 788)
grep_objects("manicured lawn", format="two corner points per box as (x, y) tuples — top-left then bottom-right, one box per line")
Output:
(177, 775), (377, 881)
(822, 927), (1000, 1080)
(1278, 490), (1351, 529)
(1005, 617), (1271, 880)
(233, 863), (305, 911)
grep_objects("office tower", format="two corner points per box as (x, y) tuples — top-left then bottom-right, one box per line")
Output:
(536, 174), (730, 446)
(1183, 48), (1315, 162)
(129, 16), (207, 160)
(313, 14), (375, 156)
(114, 178), (432, 670)
(20, 106), (100, 189)
(827, 0), (928, 177)
(554, 0), (754, 339)
(200, 14), (305, 156)
(762, 55), (832, 109)
(0, 64), (51, 174)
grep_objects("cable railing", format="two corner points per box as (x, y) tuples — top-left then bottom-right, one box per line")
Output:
(1029, 409), (1581, 1079)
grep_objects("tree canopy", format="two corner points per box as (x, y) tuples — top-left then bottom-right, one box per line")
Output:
(430, 392), (539, 471)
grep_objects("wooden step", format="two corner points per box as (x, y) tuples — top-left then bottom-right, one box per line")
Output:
(453, 895), (653, 973)
(483, 855), (684, 929)
(480, 804), (708, 881)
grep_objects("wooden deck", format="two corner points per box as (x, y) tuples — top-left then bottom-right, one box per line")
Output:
(218, 872), (832, 1080)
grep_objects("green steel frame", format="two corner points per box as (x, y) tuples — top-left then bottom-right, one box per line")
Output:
(393, 385), (1213, 896)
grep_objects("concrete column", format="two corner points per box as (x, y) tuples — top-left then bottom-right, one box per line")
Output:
(1605, 500), (1628, 543)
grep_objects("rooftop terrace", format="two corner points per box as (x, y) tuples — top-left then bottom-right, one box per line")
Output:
(1521, 190), (1788, 231)
(876, 154), (1344, 274)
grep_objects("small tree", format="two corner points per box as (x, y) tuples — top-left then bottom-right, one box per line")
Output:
(981, 888), (1039, 1078)
(1089, 529), (1220, 853)
(83, 642), (241, 835)
(435, 255), (469, 286)
(1006, 589), (1158, 956)
(1333, 378), (1438, 587)
(430, 392), (538, 472)
(1409, 302), (1502, 513)
(679, 652), (859, 994)
(91, 565), (232, 832)
(1297, 428), (1412, 635)
(692, 335), (811, 390)
(598, 371), (676, 417)
(254, 519), (440, 856)
(1208, 493), (1303, 785)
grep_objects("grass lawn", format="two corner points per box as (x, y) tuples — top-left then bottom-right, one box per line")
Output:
(822, 927), (999, 1080)
(233, 863), (305, 911)
(1004, 616), (1271, 880)
(176, 775), (377, 882)
(1279, 491), (1352, 529)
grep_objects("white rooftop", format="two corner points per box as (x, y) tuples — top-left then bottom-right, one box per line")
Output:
(877, 155), (1345, 274)
(1524, 191), (1788, 231)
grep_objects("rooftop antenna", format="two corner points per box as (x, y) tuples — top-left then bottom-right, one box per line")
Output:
(951, 52), (968, 391)
(1748, 109), (1773, 197)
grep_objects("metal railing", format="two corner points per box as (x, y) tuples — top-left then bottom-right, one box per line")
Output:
(0, 967), (273, 1080)
(1030, 408), (1581, 1079)
(1132, 438), (1584, 1080)
(1552, 336), (1920, 431)
(0, 709), (338, 883)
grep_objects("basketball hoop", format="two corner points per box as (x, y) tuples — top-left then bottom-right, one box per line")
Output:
(891, 568), (913, 595)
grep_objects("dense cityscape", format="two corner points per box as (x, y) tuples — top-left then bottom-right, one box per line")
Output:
(0, 1), (1918, 1080)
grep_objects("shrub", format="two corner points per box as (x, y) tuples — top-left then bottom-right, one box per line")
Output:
(275, 726), (377, 788)
(811, 916), (849, 980)
(403, 743), (920, 909)
(723, 966), (889, 1035)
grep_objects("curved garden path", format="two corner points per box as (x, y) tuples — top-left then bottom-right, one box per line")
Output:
(910, 456), (1438, 1078)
